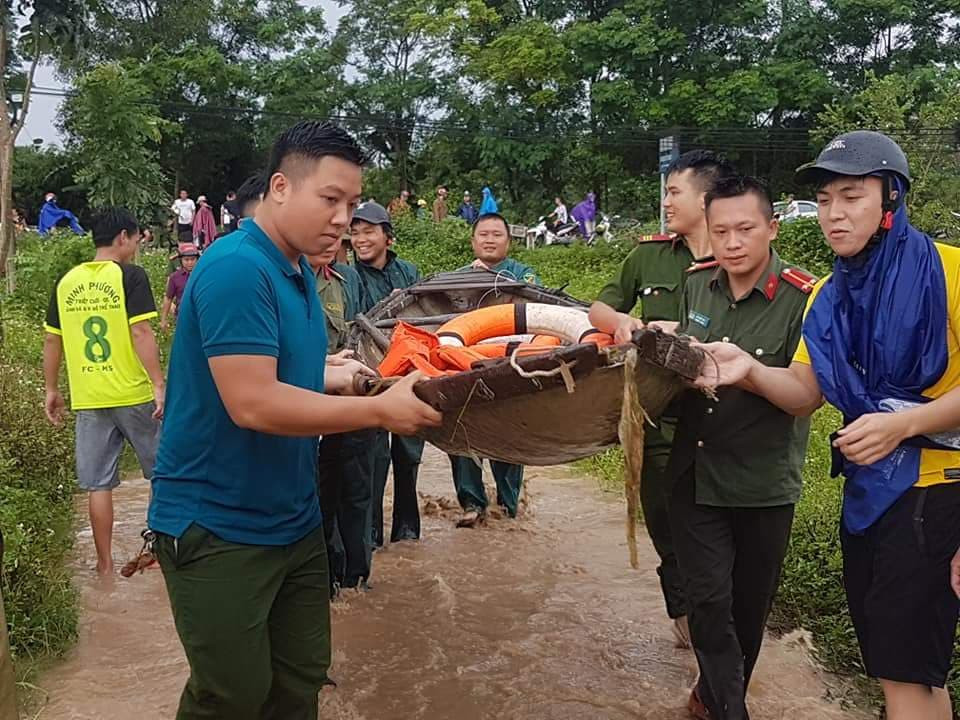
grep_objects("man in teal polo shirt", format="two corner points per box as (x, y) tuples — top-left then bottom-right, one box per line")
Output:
(452, 213), (538, 527)
(148, 121), (441, 720)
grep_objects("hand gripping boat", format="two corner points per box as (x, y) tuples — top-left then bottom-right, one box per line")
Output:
(347, 268), (704, 466)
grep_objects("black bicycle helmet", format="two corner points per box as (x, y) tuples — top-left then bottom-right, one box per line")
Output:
(796, 130), (910, 190)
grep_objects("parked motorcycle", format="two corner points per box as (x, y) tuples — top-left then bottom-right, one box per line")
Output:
(586, 213), (617, 245)
(526, 215), (579, 247)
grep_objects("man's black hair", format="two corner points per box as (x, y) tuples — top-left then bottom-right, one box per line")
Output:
(472, 212), (510, 236)
(666, 149), (735, 192)
(265, 121), (368, 183)
(236, 172), (267, 218)
(704, 175), (775, 221)
(92, 207), (139, 248)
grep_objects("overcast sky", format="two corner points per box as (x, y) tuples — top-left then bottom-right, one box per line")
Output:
(19, 0), (345, 147)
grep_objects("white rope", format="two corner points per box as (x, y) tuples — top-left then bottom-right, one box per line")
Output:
(508, 346), (577, 393)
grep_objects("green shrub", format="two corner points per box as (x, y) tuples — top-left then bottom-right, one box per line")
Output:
(0, 326), (78, 667)
(0, 234), (173, 676)
(775, 218), (835, 278)
(10, 231), (95, 322)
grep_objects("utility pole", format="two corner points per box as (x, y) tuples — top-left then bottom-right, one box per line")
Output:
(658, 136), (679, 235)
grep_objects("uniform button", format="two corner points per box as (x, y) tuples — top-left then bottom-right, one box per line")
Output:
(706, 407), (714, 414)
(722, 336), (730, 342)
(730, 303), (737, 309)
(755, 348), (764, 357)
(697, 440), (705, 448)
(643, 287), (652, 296)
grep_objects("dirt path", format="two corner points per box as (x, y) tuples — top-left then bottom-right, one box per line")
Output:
(37, 446), (867, 719)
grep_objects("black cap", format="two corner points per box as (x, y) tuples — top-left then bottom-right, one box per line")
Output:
(796, 131), (910, 189)
(351, 201), (393, 233)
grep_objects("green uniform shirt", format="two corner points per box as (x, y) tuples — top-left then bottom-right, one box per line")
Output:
(596, 237), (704, 323)
(458, 258), (540, 285)
(316, 262), (367, 353)
(356, 250), (421, 308)
(669, 250), (812, 507)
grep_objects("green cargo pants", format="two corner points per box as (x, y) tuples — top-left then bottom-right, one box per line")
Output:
(642, 417), (687, 619)
(449, 455), (524, 517)
(155, 524), (331, 720)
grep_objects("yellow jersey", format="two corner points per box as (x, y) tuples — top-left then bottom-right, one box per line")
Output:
(794, 242), (960, 487)
(44, 261), (158, 410)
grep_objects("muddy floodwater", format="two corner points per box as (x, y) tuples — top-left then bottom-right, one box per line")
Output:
(37, 446), (868, 720)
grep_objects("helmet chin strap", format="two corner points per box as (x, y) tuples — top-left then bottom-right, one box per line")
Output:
(879, 173), (906, 231)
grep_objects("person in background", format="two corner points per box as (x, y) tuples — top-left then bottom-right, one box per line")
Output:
(571, 191), (597, 239)
(236, 172), (267, 220)
(451, 213), (538, 528)
(457, 191), (479, 224)
(38, 192), (84, 236)
(171, 190), (196, 243)
(140, 228), (155, 247)
(43, 207), (164, 575)
(589, 149), (734, 650)
(307, 237), (375, 597)
(432, 186), (449, 222)
(193, 195), (218, 248)
(221, 190), (239, 234)
(416, 198), (428, 220)
(351, 201), (425, 546)
(479, 186), (498, 215)
(388, 189), (411, 217)
(548, 196), (568, 229)
(160, 243), (200, 333)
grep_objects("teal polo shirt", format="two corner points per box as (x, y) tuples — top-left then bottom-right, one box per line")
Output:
(149, 219), (326, 545)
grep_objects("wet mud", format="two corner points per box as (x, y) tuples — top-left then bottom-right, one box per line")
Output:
(37, 446), (867, 720)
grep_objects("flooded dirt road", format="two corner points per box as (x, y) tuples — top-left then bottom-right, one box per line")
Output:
(38, 446), (867, 720)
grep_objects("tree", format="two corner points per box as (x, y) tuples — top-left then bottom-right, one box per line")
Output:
(334, 0), (448, 190)
(1, 2), (43, 273)
(813, 70), (960, 235)
(61, 63), (171, 221)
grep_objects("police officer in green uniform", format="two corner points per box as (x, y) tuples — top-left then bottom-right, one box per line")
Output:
(589, 150), (733, 647)
(308, 237), (374, 595)
(666, 176), (814, 720)
(351, 201), (425, 545)
(452, 213), (539, 528)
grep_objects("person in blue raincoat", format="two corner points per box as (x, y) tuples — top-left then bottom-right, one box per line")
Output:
(479, 186), (498, 215)
(38, 193), (84, 236)
(571, 192), (596, 238)
(700, 131), (960, 720)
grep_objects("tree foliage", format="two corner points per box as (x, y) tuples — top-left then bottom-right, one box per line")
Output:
(61, 63), (170, 220)
(5, 0), (959, 230)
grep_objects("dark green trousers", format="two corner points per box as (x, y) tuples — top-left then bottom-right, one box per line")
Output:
(371, 431), (424, 545)
(155, 524), (331, 720)
(642, 417), (687, 619)
(317, 430), (374, 590)
(450, 455), (524, 517)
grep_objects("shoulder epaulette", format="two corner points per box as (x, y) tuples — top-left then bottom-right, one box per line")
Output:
(780, 267), (817, 293)
(637, 233), (675, 243)
(686, 260), (720, 273)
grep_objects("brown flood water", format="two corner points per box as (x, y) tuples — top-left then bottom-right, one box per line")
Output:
(37, 446), (868, 720)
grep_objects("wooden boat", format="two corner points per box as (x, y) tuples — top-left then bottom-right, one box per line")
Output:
(347, 269), (703, 465)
